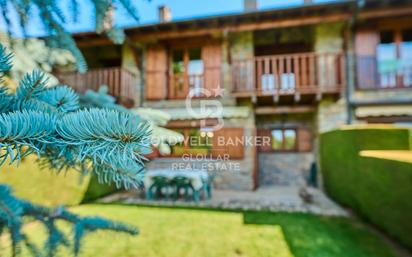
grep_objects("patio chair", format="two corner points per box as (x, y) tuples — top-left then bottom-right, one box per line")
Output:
(201, 177), (212, 200)
(172, 176), (199, 203)
(147, 176), (172, 200)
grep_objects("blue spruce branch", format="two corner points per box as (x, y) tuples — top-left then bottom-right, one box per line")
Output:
(0, 185), (138, 257)
(0, 44), (148, 256)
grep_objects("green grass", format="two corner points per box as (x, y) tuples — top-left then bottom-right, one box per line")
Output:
(11, 205), (401, 257)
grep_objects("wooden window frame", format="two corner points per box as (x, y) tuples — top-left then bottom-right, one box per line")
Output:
(168, 46), (204, 99)
(269, 128), (298, 152)
(258, 127), (313, 153)
(378, 29), (407, 62)
(160, 127), (245, 160)
(162, 127), (213, 158)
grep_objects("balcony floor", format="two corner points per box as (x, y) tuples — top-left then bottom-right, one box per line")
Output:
(234, 90), (342, 105)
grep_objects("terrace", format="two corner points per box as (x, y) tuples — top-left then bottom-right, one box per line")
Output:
(232, 51), (346, 102)
(56, 67), (138, 107)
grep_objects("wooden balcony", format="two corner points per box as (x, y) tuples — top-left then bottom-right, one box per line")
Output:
(378, 67), (412, 88)
(357, 56), (412, 89)
(56, 67), (138, 106)
(232, 52), (346, 103)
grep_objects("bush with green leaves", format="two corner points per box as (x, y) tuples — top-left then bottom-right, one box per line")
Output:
(0, 44), (152, 256)
(320, 127), (412, 249)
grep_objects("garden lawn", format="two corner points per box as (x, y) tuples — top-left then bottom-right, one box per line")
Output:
(12, 205), (400, 257)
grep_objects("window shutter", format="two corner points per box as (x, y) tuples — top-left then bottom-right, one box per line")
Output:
(212, 128), (244, 159)
(297, 128), (312, 152)
(212, 128), (226, 157)
(257, 129), (272, 152)
(202, 43), (221, 95)
(145, 45), (167, 99)
(355, 30), (379, 89)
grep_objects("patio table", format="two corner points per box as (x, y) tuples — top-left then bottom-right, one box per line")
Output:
(144, 169), (209, 191)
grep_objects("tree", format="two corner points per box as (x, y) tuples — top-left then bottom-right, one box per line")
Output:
(0, 33), (76, 83)
(0, 44), (151, 256)
(0, 0), (140, 72)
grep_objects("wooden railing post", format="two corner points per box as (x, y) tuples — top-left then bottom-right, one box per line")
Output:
(55, 67), (138, 106)
(231, 51), (345, 96)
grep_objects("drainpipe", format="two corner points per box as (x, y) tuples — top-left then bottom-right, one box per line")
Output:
(345, 0), (363, 124)
(139, 46), (145, 107)
(344, 17), (355, 124)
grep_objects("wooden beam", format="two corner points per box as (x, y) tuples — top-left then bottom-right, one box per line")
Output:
(129, 13), (350, 41)
(73, 6), (412, 46)
(359, 6), (412, 20)
(255, 106), (315, 115)
(357, 116), (412, 124)
(166, 119), (218, 128)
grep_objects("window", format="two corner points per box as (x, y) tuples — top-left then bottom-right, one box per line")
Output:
(377, 31), (397, 87)
(377, 28), (412, 88)
(258, 128), (311, 153)
(188, 48), (203, 75)
(401, 29), (412, 86)
(170, 128), (213, 156)
(172, 50), (185, 97)
(169, 47), (204, 98)
(188, 48), (204, 96)
(172, 50), (185, 74)
(165, 127), (245, 159)
(271, 129), (297, 151)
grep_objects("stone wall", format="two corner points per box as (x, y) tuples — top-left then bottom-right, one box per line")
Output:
(314, 22), (345, 88)
(258, 153), (314, 186)
(317, 98), (348, 133)
(313, 23), (345, 119)
(229, 31), (254, 60)
(314, 22), (344, 52)
(253, 26), (313, 46)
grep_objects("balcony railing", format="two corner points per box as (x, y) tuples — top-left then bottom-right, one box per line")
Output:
(56, 67), (137, 103)
(168, 74), (204, 99)
(232, 52), (346, 96)
(357, 56), (412, 89)
(379, 67), (412, 88)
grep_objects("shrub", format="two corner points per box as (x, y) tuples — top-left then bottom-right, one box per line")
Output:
(82, 175), (119, 203)
(320, 126), (412, 249)
(0, 156), (90, 207)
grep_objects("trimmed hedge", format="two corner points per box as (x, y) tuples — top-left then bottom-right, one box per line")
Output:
(320, 126), (412, 249)
(0, 155), (90, 207)
(81, 174), (119, 203)
(0, 156), (120, 205)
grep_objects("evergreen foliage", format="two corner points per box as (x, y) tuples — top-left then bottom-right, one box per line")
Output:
(0, 0), (140, 72)
(79, 85), (128, 113)
(0, 45), (150, 256)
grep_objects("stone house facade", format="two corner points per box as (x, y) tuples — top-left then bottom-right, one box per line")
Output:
(64, 0), (412, 190)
